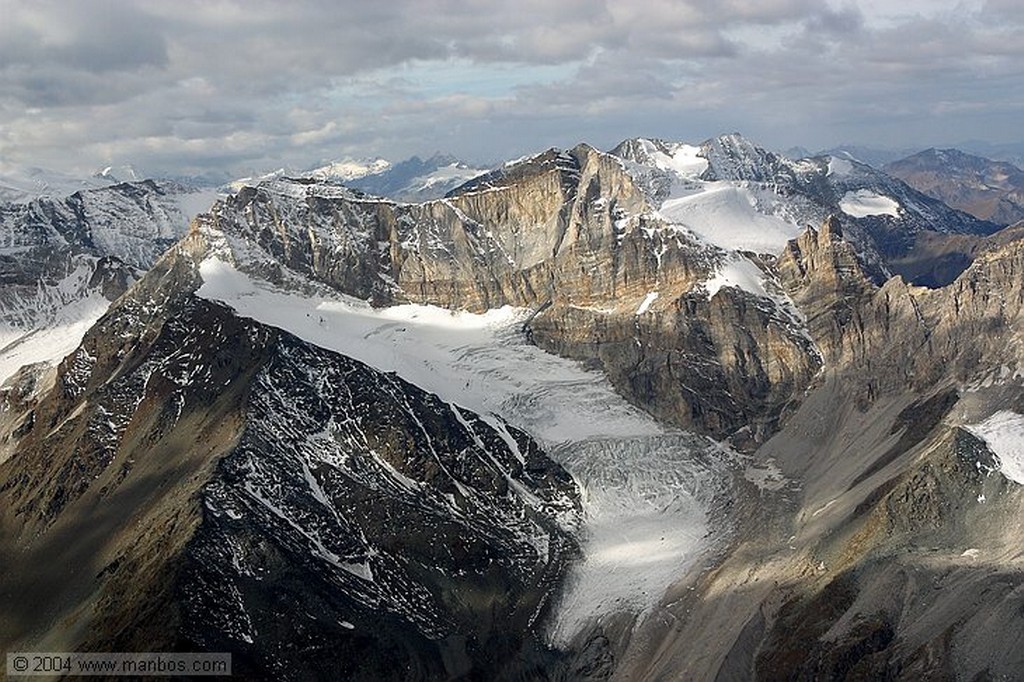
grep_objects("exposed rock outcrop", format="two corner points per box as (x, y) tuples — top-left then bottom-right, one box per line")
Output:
(613, 218), (1024, 681)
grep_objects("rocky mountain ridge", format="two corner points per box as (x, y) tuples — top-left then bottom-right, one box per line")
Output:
(616, 215), (1024, 680)
(196, 142), (820, 440)
(0, 179), (215, 397)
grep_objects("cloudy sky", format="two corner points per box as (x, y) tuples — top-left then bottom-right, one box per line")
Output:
(1, 0), (1021, 178)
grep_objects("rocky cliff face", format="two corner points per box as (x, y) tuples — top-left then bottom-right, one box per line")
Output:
(203, 144), (820, 440)
(612, 218), (1024, 681)
(779, 215), (1024, 398)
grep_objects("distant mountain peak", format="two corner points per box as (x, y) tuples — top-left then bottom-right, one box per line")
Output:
(309, 157), (391, 182)
(344, 153), (488, 202)
(94, 164), (141, 183)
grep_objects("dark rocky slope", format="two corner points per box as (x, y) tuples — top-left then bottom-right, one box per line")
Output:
(0, 235), (581, 680)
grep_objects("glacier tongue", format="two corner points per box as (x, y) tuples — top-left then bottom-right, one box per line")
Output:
(196, 257), (724, 642)
(0, 257), (112, 385)
(547, 435), (723, 645)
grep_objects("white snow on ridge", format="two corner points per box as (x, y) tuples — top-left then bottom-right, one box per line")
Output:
(196, 257), (719, 643)
(659, 183), (803, 254)
(703, 254), (771, 300)
(639, 138), (708, 179)
(965, 411), (1024, 485)
(839, 189), (900, 218)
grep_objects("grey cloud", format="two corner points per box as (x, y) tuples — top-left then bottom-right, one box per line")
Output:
(0, 0), (1022, 178)
(0, 0), (168, 73)
(805, 4), (864, 34)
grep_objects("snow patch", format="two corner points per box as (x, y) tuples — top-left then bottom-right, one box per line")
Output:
(660, 183), (803, 254)
(839, 190), (900, 218)
(965, 411), (1024, 485)
(827, 156), (853, 177)
(640, 139), (708, 179)
(703, 254), (770, 300)
(636, 292), (659, 315)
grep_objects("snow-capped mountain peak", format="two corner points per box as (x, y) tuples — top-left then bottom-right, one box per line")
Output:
(309, 157), (392, 182)
(94, 164), (141, 183)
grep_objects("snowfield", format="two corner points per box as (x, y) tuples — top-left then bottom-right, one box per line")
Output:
(196, 257), (723, 644)
(839, 189), (901, 218)
(965, 411), (1024, 485)
(637, 138), (709, 179)
(703, 253), (772, 300)
(827, 156), (854, 177)
(658, 182), (803, 255)
(0, 259), (116, 385)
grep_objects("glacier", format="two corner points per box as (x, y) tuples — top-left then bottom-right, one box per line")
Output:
(196, 257), (726, 644)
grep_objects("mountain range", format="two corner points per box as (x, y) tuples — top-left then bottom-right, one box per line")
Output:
(223, 153), (489, 203)
(1, 133), (1023, 680)
(885, 148), (1024, 226)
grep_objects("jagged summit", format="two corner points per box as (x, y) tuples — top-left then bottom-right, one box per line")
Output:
(699, 132), (791, 182)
